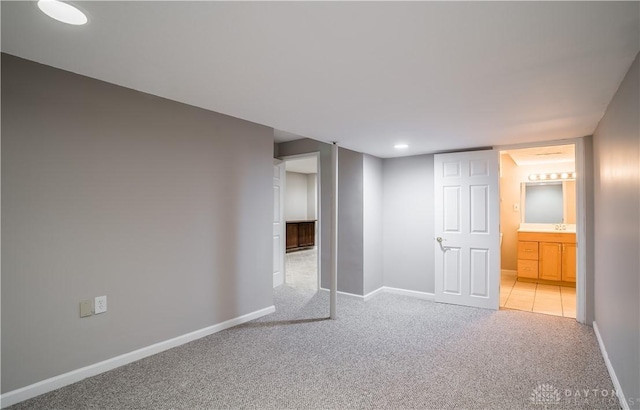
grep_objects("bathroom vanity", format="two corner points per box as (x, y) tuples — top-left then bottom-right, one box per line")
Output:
(517, 227), (576, 286)
(516, 179), (577, 286)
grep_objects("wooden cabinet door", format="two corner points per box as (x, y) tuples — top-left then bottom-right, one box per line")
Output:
(539, 242), (562, 281)
(298, 222), (314, 247)
(286, 223), (298, 250)
(562, 243), (577, 282)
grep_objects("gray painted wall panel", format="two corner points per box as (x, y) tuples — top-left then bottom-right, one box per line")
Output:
(382, 155), (435, 293)
(593, 51), (640, 406)
(363, 155), (384, 294)
(1, 54), (274, 393)
(337, 148), (365, 295)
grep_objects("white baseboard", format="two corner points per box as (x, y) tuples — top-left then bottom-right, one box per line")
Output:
(381, 286), (435, 300)
(593, 321), (629, 410)
(273, 272), (283, 288)
(319, 286), (435, 302)
(363, 287), (385, 301)
(0, 305), (276, 409)
(319, 287), (364, 300)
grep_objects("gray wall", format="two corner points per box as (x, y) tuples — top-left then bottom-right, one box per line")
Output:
(363, 155), (383, 294)
(284, 171), (309, 221)
(382, 154), (435, 293)
(337, 148), (365, 295)
(1, 54), (274, 393)
(593, 51), (640, 406)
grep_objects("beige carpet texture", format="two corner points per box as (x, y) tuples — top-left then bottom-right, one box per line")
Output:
(9, 284), (617, 409)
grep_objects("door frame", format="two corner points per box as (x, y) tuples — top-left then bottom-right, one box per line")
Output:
(279, 152), (321, 289)
(495, 138), (587, 324)
(273, 159), (286, 287)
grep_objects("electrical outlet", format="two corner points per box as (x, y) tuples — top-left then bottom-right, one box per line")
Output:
(80, 300), (92, 318)
(94, 295), (107, 314)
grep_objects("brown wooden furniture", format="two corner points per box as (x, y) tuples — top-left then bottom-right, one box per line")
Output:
(286, 220), (316, 252)
(517, 231), (576, 286)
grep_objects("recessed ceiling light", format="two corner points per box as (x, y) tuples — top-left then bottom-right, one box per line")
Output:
(38, 0), (87, 25)
(394, 144), (409, 149)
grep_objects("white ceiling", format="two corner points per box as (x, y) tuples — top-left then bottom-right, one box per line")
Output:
(285, 157), (317, 175)
(2, 2), (638, 158)
(504, 144), (575, 167)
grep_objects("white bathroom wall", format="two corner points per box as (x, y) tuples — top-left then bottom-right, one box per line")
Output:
(285, 171), (308, 220)
(306, 174), (317, 219)
(284, 171), (317, 221)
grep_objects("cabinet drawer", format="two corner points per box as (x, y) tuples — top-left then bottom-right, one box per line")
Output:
(518, 259), (539, 279)
(518, 241), (539, 260)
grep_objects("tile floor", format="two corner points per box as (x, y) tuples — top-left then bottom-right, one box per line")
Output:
(500, 271), (576, 318)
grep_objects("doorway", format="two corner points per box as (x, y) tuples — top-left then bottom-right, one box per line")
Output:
(280, 154), (320, 291)
(499, 144), (578, 318)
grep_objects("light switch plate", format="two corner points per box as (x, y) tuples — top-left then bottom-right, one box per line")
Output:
(94, 295), (107, 314)
(513, 203), (520, 212)
(80, 300), (92, 318)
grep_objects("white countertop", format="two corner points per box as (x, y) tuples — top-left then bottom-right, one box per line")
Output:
(517, 223), (576, 233)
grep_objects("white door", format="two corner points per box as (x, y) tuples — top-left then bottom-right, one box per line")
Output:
(273, 160), (285, 287)
(434, 150), (500, 309)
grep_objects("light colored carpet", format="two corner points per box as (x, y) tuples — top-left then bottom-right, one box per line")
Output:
(9, 286), (618, 409)
(285, 247), (317, 290)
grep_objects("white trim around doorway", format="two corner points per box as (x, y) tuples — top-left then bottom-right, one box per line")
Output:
(279, 152), (321, 290)
(495, 138), (587, 324)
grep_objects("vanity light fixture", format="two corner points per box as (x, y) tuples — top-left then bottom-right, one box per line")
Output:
(394, 144), (409, 150)
(37, 0), (87, 25)
(528, 172), (576, 181)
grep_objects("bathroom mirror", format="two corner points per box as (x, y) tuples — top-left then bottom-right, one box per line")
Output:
(520, 181), (576, 224)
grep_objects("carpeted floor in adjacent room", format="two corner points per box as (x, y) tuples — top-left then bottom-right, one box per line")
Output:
(10, 285), (618, 409)
(285, 247), (317, 290)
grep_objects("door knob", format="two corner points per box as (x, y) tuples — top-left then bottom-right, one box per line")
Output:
(436, 237), (444, 243)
